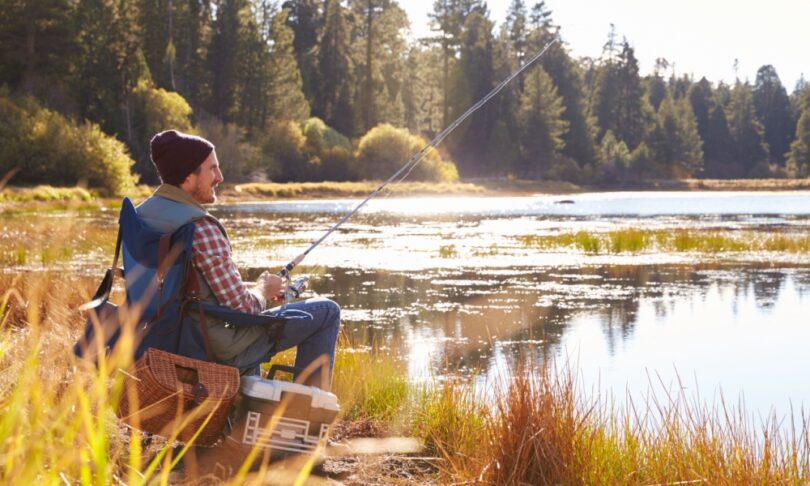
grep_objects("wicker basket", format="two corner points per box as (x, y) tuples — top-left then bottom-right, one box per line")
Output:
(118, 348), (240, 446)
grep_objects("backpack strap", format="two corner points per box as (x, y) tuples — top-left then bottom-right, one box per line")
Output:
(111, 224), (123, 279)
(78, 226), (123, 311)
(184, 272), (215, 362)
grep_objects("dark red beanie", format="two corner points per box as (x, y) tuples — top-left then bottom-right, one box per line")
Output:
(150, 130), (215, 185)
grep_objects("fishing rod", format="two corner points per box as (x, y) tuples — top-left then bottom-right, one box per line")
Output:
(278, 37), (560, 282)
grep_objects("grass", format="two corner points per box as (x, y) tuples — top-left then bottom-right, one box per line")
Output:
(1, 271), (810, 484)
(438, 244), (458, 258)
(417, 363), (810, 485)
(519, 229), (810, 255)
(229, 180), (487, 199)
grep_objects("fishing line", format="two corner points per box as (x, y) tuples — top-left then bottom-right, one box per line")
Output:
(277, 37), (560, 278)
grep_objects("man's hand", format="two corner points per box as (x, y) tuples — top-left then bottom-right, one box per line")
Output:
(257, 271), (285, 303)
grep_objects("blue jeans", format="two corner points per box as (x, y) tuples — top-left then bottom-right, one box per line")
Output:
(223, 297), (341, 387)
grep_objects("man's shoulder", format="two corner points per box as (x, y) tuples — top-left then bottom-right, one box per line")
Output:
(192, 216), (230, 248)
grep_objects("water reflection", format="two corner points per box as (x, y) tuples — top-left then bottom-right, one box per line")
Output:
(312, 263), (810, 414)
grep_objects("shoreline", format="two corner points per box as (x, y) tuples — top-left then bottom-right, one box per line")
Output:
(2, 178), (810, 212)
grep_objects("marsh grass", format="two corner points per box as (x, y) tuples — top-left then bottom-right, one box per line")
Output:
(231, 181), (486, 199)
(520, 229), (810, 255)
(438, 244), (458, 258)
(0, 210), (117, 269)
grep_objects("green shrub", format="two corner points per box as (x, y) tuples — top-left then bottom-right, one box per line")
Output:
(196, 114), (262, 182)
(355, 123), (459, 182)
(132, 80), (193, 138)
(259, 120), (309, 181)
(301, 117), (352, 154)
(261, 117), (355, 182)
(129, 80), (195, 183)
(0, 96), (136, 195)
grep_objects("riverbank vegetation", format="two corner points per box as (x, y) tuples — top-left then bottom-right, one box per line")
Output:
(1, 271), (809, 484)
(519, 229), (810, 255)
(3, 1), (810, 197)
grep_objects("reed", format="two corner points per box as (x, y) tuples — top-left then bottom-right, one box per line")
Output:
(519, 229), (810, 255)
(422, 363), (810, 485)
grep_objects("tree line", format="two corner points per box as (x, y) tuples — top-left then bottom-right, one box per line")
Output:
(1, 0), (809, 193)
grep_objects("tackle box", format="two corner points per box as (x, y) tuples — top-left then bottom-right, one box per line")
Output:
(229, 370), (340, 454)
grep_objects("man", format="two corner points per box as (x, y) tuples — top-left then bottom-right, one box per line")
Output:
(136, 129), (340, 388)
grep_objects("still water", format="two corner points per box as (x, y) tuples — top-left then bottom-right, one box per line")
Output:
(7, 191), (810, 416)
(218, 191), (810, 417)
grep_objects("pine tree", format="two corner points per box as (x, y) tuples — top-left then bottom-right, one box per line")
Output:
(349, 0), (409, 132)
(727, 82), (769, 176)
(267, 8), (309, 123)
(689, 77), (734, 177)
(753, 65), (795, 164)
(283, 0), (321, 102)
(0, 0), (75, 93)
(427, 0), (463, 127)
(516, 65), (568, 178)
(531, 23), (597, 168)
(74, 0), (145, 136)
(614, 40), (648, 150)
(207, 0), (244, 121)
(316, 0), (355, 136)
(647, 96), (703, 177)
(451, 10), (496, 176)
(592, 35), (649, 151)
(136, 0), (210, 101)
(646, 58), (670, 111)
(504, 0), (528, 67)
(786, 87), (810, 177)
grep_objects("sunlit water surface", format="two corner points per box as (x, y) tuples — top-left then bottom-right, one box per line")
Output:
(6, 191), (810, 417)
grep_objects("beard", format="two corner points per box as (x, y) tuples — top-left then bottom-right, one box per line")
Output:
(191, 179), (217, 204)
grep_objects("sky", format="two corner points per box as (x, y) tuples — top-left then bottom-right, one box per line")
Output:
(401, 0), (809, 92)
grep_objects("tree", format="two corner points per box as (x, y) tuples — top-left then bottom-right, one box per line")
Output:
(727, 82), (769, 176)
(516, 65), (567, 178)
(646, 59), (670, 112)
(450, 10), (496, 176)
(0, 0), (75, 94)
(315, 0), (355, 136)
(786, 87), (810, 177)
(349, 0), (409, 132)
(283, 0), (321, 101)
(504, 0), (528, 67)
(207, 0), (244, 121)
(74, 0), (146, 138)
(689, 77), (734, 177)
(753, 65), (795, 164)
(614, 40), (647, 150)
(646, 96), (703, 177)
(266, 8), (310, 123)
(138, 0), (211, 102)
(532, 26), (597, 168)
(427, 0), (463, 127)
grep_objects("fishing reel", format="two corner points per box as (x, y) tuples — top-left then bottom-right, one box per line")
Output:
(284, 276), (309, 301)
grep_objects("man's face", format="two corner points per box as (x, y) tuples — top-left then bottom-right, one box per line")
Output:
(183, 151), (223, 204)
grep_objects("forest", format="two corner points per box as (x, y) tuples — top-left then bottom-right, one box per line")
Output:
(1, 0), (809, 195)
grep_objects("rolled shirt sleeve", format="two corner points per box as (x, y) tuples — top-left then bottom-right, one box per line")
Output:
(192, 218), (265, 314)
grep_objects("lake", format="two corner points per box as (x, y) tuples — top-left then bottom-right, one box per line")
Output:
(5, 191), (810, 418)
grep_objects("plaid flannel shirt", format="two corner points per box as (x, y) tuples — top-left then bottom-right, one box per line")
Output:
(192, 218), (266, 314)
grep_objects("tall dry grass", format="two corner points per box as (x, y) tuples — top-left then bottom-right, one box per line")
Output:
(418, 362), (810, 485)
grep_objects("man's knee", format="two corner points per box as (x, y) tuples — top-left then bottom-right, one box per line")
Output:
(307, 296), (340, 321)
